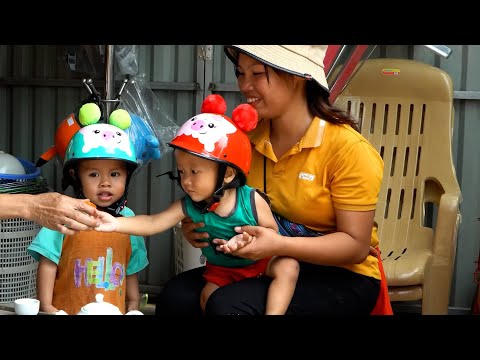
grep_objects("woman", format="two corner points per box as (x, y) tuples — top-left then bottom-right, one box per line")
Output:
(156, 45), (385, 315)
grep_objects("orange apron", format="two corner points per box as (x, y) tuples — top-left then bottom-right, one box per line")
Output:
(52, 231), (132, 314)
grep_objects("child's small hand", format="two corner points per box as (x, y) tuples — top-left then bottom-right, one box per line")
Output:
(218, 231), (253, 253)
(94, 210), (119, 232)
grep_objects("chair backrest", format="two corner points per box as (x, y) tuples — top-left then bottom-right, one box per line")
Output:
(335, 58), (461, 275)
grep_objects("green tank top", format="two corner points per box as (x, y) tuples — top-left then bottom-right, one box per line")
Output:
(183, 185), (258, 267)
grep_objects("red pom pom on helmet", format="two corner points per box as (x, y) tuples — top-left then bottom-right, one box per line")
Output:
(201, 94), (227, 115)
(232, 104), (258, 132)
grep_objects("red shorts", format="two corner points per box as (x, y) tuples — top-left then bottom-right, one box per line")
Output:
(203, 257), (271, 287)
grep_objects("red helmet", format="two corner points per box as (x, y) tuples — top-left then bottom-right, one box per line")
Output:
(168, 94), (258, 184)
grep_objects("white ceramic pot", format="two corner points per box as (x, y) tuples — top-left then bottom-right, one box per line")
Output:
(77, 293), (123, 315)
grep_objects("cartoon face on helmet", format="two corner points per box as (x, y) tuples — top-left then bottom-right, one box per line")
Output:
(169, 110), (253, 182)
(62, 123), (138, 190)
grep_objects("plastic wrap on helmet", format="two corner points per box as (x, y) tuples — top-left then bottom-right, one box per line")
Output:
(117, 75), (179, 172)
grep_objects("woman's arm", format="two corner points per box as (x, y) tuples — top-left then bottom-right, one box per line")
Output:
(36, 256), (60, 314)
(279, 208), (374, 265)
(215, 209), (374, 266)
(219, 190), (279, 253)
(96, 200), (185, 236)
(254, 191), (279, 232)
(0, 193), (99, 235)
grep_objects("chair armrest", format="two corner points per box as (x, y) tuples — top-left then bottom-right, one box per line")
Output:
(431, 191), (461, 260)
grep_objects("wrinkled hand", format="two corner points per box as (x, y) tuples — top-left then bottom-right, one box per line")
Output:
(213, 225), (280, 261)
(94, 210), (119, 232)
(218, 231), (253, 254)
(180, 217), (209, 249)
(30, 193), (100, 235)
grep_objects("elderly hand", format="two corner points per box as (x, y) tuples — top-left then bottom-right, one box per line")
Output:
(27, 193), (99, 235)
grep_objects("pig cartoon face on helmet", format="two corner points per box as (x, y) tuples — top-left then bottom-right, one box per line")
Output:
(64, 123), (137, 165)
(62, 123), (138, 191)
(169, 113), (251, 180)
(178, 113), (237, 152)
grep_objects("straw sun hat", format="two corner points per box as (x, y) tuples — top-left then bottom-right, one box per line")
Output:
(224, 45), (329, 93)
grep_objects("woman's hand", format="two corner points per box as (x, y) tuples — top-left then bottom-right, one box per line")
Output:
(94, 210), (119, 232)
(180, 217), (210, 249)
(213, 225), (280, 261)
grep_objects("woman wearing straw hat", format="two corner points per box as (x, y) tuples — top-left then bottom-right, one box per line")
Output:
(157, 45), (388, 315)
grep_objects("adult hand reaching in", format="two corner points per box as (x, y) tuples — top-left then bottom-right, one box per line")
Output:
(1, 192), (100, 235)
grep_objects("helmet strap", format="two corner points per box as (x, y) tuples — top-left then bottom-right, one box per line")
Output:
(195, 165), (226, 213)
(156, 170), (180, 186)
(102, 195), (127, 217)
(157, 164), (243, 214)
(206, 173), (242, 212)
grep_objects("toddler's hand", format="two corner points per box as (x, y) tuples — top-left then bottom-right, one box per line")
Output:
(94, 210), (119, 232)
(219, 231), (253, 253)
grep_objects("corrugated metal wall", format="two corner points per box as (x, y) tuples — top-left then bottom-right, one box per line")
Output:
(0, 45), (204, 295)
(1, 45), (478, 312)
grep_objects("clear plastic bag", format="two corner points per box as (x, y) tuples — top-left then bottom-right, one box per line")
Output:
(114, 45), (138, 77)
(117, 75), (179, 173)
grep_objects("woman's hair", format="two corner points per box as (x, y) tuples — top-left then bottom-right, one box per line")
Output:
(305, 80), (360, 132)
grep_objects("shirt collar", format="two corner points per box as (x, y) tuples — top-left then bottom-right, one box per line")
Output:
(249, 117), (326, 150)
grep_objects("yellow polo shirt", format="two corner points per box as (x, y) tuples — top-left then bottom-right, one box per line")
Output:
(247, 117), (384, 279)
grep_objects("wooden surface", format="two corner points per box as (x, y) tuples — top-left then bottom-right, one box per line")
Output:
(0, 303), (16, 315)
(0, 303), (48, 315)
(0, 302), (156, 315)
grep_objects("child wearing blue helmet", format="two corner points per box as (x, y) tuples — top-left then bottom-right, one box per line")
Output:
(27, 119), (149, 315)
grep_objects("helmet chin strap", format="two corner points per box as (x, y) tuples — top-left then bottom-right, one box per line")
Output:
(193, 164), (227, 213)
(205, 174), (242, 213)
(104, 194), (128, 217)
(157, 164), (241, 214)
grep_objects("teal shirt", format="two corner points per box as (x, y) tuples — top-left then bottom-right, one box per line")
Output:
(27, 206), (149, 275)
(183, 185), (258, 267)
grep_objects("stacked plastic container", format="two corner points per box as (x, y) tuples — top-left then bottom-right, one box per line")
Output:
(173, 222), (206, 275)
(0, 155), (49, 303)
